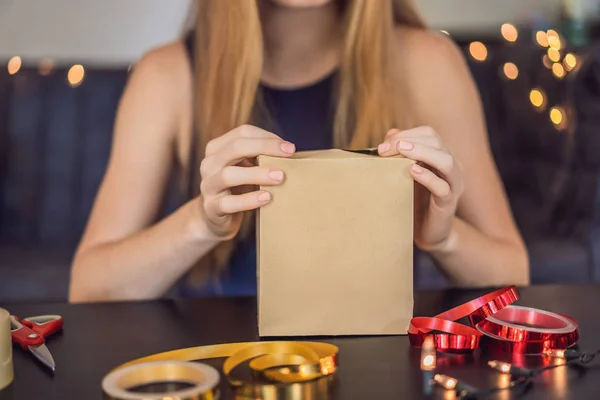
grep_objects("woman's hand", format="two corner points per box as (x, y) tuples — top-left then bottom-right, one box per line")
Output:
(378, 126), (464, 252)
(195, 125), (295, 239)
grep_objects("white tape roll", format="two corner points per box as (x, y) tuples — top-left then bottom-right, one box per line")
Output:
(0, 308), (14, 391)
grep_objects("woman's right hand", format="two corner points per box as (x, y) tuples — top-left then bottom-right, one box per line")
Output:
(196, 125), (296, 239)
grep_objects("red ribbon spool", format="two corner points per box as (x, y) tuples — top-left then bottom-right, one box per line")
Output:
(409, 286), (579, 354)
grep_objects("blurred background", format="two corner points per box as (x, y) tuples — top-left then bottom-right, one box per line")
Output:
(1, 0), (600, 303)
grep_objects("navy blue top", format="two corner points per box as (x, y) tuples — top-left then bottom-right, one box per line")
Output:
(178, 34), (423, 297)
(178, 34), (336, 297)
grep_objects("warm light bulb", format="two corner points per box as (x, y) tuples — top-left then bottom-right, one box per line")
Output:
(544, 349), (566, 358)
(547, 29), (561, 50)
(503, 62), (519, 80)
(420, 336), (436, 371)
(552, 63), (565, 79)
(7, 56), (22, 75)
(488, 360), (512, 374)
(536, 31), (549, 47)
(68, 64), (85, 87)
(469, 42), (488, 62)
(564, 53), (577, 71)
(529, 89), (546, 110)
(422, 355), (435, 367)
(548, 48), (561, 63)
(501, 23), (518, 43)
(433, 374), (458, 390)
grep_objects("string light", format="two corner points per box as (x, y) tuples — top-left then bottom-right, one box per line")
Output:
(548, 48), (561, 63)
(529, 89), (546, 110)
(547, 29), (562, 50)
(503, 62), (519, 80)
(552, 63), (565, 79)
(501, 23), (518, 42)
(433, 374), (457, 389)
(469, 42), (488, 62)
(488, 361), (512, 373)
(7, 56), (21, 75)
(488, 361), (531, 377)
(68, 64), (85, 87)
(564, 53), (577, 71)
(477, 349), (600, 398)
(420, 336), (436, 371)
(536, 31), (549, 47)
(38, 58), (54, 76)
(544, 349), (566, 359)
(432, 374), (478, 397)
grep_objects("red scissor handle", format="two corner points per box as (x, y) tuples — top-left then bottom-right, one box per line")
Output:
(9, 316), (45, 349)
(21, 315), (63, 338)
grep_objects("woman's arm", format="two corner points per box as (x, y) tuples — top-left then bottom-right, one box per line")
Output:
(69, 43), (294, 303)
(392, 29), (529, 288)
(69, 43), (221, 302)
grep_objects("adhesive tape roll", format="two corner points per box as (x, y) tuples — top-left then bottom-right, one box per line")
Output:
(102, 360), (220, 400)
(0, 308), (14, 391)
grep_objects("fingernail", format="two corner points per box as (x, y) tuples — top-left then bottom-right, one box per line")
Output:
(378, 142), (391, 153)
(258, 192), (271, 202)
(398, 141), (414, 151)
(269, 170), (284, 182)
(281, 142), (295, 154)
(411, 164), (423, 174)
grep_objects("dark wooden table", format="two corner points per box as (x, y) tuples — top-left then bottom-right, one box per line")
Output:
(1, 284), (600, 399)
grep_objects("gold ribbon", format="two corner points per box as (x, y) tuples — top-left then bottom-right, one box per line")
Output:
(104, 341), (338, 400)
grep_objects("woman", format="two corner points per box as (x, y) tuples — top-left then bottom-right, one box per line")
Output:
(69, 0), (529, 302)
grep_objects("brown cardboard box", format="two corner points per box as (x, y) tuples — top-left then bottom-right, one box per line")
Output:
(257, 149), (415, 336)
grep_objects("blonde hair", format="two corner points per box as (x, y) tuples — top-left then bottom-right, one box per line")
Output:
(188, 0), (426, 285)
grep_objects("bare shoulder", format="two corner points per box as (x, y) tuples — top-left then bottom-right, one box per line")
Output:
(117, 39), (193, 154)
(394, 26), (478, 120)
(394, 26), (471, 85)
(129, 40), (192, 99)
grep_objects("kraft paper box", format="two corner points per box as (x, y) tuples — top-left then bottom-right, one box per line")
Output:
(257, 149), (415, 337)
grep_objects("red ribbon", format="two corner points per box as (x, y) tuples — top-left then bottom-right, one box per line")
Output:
(409, 286), (579, 354)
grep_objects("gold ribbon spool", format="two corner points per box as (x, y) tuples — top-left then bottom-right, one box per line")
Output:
(105, 341), (338, 400)
(0, 308), (14, 391)
(102, 360), (220, 400)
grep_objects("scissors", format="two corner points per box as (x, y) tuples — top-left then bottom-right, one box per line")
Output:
(9, 314), (63, 371)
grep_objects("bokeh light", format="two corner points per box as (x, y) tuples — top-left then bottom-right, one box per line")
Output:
(548, 48), (561, 63)
(552, 63), (565, 79)
(501, 23), (518, 43)
(503, 62), (519, 80)
(530, 89), (546, 110)
(38, 58), (54, 76)
(469, 42), (488, 62)
(550, 106), (567, 130)
(564, 53), (577, 71)
(68, 64), (85, 87)
(8, 56), (21, 75)
(536, 31), (549, 47)
(547, 29), (561, 50)
(542, 55), (553, 69)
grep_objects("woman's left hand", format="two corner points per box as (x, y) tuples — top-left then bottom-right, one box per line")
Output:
(378, 126), (464, 252)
